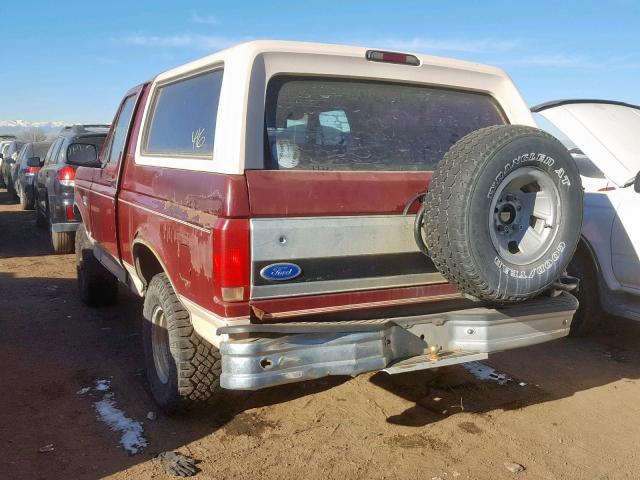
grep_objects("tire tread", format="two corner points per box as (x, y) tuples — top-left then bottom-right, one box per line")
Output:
(424, 125), (575, 302)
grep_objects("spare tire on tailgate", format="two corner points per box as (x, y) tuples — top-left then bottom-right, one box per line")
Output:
(424, 125), (583, 302)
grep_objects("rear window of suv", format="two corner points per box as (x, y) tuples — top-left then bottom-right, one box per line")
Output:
(265, 76), (506, 171)
(144, 69), (223, 158)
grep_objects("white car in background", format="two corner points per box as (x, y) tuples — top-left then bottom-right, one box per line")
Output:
(534, 100), (640, 334)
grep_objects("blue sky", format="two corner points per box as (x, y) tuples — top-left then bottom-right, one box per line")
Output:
(1, 0), (638, 123)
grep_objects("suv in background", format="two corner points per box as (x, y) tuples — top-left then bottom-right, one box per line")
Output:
(14, 141), (53, 209)
(35, 125), (108, 253)
(0, 141), (9, 187)
(1, 140), (26, 195)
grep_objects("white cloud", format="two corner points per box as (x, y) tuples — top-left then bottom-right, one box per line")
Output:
(505, 53), (640, 69)
(120, 34), (240, 50)
(507, 54), (593, 68)
(189, 10), (219, 25)
(363, 36), (518, 54)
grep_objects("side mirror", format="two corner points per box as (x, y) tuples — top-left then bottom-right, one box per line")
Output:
(27, 157), (42, 167)
(635, 171), (640, 194)
(67, 143), (100, 167)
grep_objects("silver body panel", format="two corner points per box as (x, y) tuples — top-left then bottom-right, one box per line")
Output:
(220, 292), (578, 390)
(250, 215), (446, 299)
(251, 215), (420, 261)
(251, 272), (445, 299)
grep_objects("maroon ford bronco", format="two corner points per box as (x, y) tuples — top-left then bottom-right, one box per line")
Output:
(74, 41), (582, 413)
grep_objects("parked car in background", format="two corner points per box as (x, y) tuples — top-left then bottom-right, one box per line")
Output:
(1, 140), (25, 195)
(14, 141), (53, 209)
(0, 140), (10, 187)
(35, 125), (108, 254)
(534, 100), (640, 334)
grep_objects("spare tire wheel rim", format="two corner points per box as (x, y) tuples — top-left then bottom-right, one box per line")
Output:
(151, 305), (171, 385)
(488, 166), (561, 266)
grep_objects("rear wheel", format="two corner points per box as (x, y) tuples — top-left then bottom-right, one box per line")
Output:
(6, 178), (16, 198)
(567, 246), (602, 336)
(75, 224), (118, 306)
(36, 200), (48, 229)
(51, 230), (75, 254)
(143, 273), (222, 414)
(424, 125), (583, 302)
(18, 188), (32, 210)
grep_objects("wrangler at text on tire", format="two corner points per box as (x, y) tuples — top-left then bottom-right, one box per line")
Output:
(74, 41), (580, 414)
(424, 125), (583, 302)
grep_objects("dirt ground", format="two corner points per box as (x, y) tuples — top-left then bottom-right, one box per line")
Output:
(2, 187), (640, 480)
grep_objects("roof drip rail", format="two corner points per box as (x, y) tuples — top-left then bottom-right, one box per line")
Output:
(532, 99), (640, 113)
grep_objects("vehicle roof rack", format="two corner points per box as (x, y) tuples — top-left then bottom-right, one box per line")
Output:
(60, 124), (111, 135)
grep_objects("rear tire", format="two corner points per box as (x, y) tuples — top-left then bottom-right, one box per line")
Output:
(424, 125), (583, 302)
(143, 273), (222, 414)
(567, 246), (602, 336)
(18, 189), (32, 210)
(51, 230), (75, 254)
(6, 179), (16, 198)
(75, 224), (118, 307)
(36, 202), (48, 229)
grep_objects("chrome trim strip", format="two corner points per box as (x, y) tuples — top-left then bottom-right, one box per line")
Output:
(75, 184), (115, 201)
(251, 272), (447, 299)
(119, 198), (211, 233)
(260, 293), (463, 320)
(89, 189), (115, 201)
(250, 215), (421, 262)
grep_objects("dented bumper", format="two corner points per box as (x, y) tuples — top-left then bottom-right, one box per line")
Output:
(218, 292), (578, 390)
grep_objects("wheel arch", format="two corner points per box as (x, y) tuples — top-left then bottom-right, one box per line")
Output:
(131, 238), (178, 296)
(73, 202), (85, 224)
(574, 234), (601, 274)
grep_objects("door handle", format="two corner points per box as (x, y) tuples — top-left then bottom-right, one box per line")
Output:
(82, 195), (88, 206)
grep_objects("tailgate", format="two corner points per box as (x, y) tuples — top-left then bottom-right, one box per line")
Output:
(246, 170), (455, 318)
(248, 74), (508, 318)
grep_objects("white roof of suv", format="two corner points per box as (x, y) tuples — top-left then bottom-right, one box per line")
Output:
(137, 40), (536, 174)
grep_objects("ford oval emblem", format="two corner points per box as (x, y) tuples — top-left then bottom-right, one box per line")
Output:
(260, 263), (302, 281)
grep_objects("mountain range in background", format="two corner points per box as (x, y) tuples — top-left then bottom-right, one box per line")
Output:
(0, 120), (70, 137)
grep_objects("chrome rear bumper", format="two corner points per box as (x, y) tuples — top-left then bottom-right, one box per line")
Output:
(218, 292), (577, 390)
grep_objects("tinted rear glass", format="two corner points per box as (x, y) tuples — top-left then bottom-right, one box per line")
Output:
(60, 135), (105, 164)
(145, 69), (223, 157)
(265, 76), (506, 171)
(33, 142), (53, 159)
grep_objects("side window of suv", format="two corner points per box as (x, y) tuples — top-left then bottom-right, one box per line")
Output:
(17, 144), (28, 164)
(104, 94), (138, 165)
(45, 138), (62, 165)
(144, 69), (223, 158)
(56, 139), (68, 163)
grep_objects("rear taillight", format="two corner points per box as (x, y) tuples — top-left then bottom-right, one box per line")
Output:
(213, 219), (250, 303)
(65, 204), (75, 221)
(58, 166), (75, 186)
(25, 166), (39, 175)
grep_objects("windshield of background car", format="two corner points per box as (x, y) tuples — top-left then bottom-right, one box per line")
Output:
(264, 76), (506, 171)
